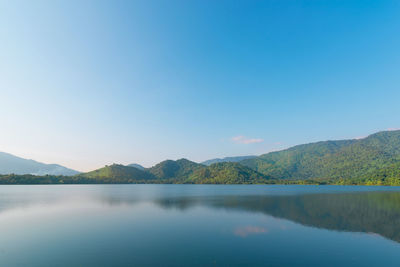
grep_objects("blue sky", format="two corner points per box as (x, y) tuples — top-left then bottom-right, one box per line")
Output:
(1, 0), (399, 171)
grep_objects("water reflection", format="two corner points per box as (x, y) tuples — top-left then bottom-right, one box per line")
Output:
(153, 192), (400, 243)
(0, 185), (400, 266)
(0, 185), (399, 243)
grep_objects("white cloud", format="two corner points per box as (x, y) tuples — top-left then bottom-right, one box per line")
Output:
(231, 135), (264, 144)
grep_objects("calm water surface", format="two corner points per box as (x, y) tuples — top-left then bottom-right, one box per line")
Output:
(1, 185), (400, 266)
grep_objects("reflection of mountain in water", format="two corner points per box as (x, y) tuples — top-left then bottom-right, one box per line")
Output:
(1, 188), (399, 244)
(155, 192), (400, 243)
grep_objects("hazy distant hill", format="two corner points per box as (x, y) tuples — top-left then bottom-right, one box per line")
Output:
(201, 156), (256, 166)
(0, 152), (79, 176)
(127, 163), (145, 170)
(240, 130), (400, 180)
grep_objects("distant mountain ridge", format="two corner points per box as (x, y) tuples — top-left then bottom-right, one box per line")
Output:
(201, 155), (257, 166)
(0, 152), (79, 176)
(127, 163), (145, 170)
(2, 130), (400, 185)
(71, 159), (269, 184)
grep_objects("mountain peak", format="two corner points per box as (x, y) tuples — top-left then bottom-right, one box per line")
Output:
(148, 158), (204, 181)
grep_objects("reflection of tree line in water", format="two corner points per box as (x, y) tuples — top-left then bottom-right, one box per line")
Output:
(153, 192), (400, 243)
(57, 192), (400, 243)
(0, 191), (399, 243)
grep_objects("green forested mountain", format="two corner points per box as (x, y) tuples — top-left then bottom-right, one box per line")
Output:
(147, 159), (205, 182)
(240, 130), (400, 181)
(1, 130), (400, 185)
(188, 162), (269, 184)
(0, 161), (268, 184)
(77, 164), (156, 183)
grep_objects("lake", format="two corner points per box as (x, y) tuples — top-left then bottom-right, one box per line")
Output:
(0, 185), (400, 266)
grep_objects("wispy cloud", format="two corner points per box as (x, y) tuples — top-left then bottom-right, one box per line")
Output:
(231, 136), (264, 144)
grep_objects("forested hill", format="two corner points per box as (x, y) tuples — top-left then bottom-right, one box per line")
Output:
(0, 161), (270, 184)
(145, 159), (270, 184)
(188, 162), (269, 184)
(1, 130), (400, 185)
(240, 130), (400, 181)
(147, 159), (205, 182)
(77, 164), (156, 182)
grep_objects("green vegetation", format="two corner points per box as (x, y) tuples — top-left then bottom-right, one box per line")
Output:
(0, 174), (67, 184)
(1, 130), (400, 185)
(188, 162), (269, 184)
(147, 159), (205, 182)
(241, 130), (400, 183)
(0, 164), (154, 184)
(77, 164), (156, 183)
(265, 176), (400, 186)
(0, 161), (270, 184)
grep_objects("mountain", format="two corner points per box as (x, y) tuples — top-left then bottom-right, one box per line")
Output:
(0, 152), (79, 176)
(72, 160), (268, 184)
(127, 163), (145, 170)
(188, 162), (270, 184)
(2, 130), (400, 185)
(240, 130), (400, 180)
(0, 162), (270, 184)
(77, 164), (155, 183)
(201, 156), (257, 166)
(147, 159), (205, 182)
